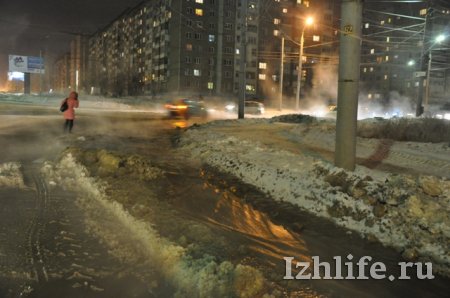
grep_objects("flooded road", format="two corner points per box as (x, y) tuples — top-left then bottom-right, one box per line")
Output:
(0, 103), (449, 297)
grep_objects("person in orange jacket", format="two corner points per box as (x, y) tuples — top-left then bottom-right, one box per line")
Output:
(61, 91), (79, 133)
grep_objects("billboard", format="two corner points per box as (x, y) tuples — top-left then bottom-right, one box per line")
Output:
(8, 55), (45, 74)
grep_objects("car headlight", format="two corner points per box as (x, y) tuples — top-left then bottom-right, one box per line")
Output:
(225, 104), (235, 111)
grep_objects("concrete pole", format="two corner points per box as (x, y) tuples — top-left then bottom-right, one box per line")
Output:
(335, 0), (363, 171)
(39, 50), (43, 95)
(238, 0), (248, 119)
(424, 52), (432, 112)
(296, 30), (305, 111)
(416, 0), (431, 116)
(279, 36), (285, 111)
(24, 73), (31, 95)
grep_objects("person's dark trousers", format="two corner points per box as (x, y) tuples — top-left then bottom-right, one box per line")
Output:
(64, 119), (74, 133)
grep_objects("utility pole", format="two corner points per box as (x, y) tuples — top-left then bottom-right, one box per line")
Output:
(296, 32), (304, 111)
(335, 0), (363, 171)
(279, 36), (285, 111)
(238, 0), (248, 119)
(424, 52), (432, 112)
(416, 0), (432, 117)
(296, 17), (313, 111)
(39, 50), (43, 95)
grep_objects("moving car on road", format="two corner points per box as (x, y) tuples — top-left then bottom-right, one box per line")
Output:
(245, 101), (265, 115)
(165, 99), (208, 119)
(224, 100), (265, 115)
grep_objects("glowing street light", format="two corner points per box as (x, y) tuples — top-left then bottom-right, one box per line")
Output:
(435, 34), (446, 43)
(296, 16), (314, 111)
(407, 60), (415, 66)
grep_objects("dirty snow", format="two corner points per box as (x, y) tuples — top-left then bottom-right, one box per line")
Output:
(41, 153), (270, 297)
(179, 119), (450, 276)
(0, 162), (26, 189)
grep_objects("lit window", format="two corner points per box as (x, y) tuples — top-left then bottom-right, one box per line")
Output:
(370, 48), (375, 54)
(380, 20), (385, 25)
(186, 44), (193, 51)
(386, 37), (390, 42)
(194, 69), (201, 76)
(208, 34), (215, 42)
(208, 82), (214, 89)
(282, 8), (288, 13)
(365, 23), (369, 29)
(259, 74), (266, 80)
(196, 0), (203, 3)
(195, 9), (203, 16)
(274, 18), (281, 25)
(368, 94), (372, 99)
(363, 67), (367, 73)
(369, 67), (374, 72)
(246, 84), (255, 91)
(384, 75), (388, 80)
(236, 48), (240, 55)
(420, 8), (427, 16)
(313, 35), (320, 42)
(385, 56), (389, 61)
(273, 30), (280, 36)
(259, 62), (267, 69)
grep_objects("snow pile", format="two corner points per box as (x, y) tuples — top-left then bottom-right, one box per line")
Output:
(0, 162), (26, 188)
(41, 153), (269, 297)
(180, 121), (450, 276)
(57, 147), (165, 180)
(282, 122), (450, 178)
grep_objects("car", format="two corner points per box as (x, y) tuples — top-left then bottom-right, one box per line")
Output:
(223, 100), (265, 115)
(165, 99), (207, 119)
(434, 103), (450, 120)
(244, 101), (265, 115)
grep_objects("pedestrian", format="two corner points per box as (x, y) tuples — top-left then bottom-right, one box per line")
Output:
(61, 91), (79, 133)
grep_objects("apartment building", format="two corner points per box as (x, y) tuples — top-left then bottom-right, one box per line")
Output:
(88, 0), (237, 97)
(361, 1), (450, 105)
(87, 0), (339, 101)
(52, 53), (71, 93)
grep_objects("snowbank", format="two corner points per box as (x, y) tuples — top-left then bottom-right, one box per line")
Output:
(179, 120), (450, 276)
(0, 162), (26, 188)
(41, 152), (270, 297)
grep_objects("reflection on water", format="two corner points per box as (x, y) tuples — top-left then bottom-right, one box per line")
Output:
(171, 120), (188, 129)
(208, 191), (312, 264)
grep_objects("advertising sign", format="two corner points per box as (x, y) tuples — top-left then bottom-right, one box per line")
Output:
(8, 55), (45, 74)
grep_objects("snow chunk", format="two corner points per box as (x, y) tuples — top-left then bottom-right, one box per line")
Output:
(0, 162), (26, 189)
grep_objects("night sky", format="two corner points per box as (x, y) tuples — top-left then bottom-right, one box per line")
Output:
(0, 0), (143, 87)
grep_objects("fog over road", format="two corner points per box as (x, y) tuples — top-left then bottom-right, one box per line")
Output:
(0, 100), (449, 297)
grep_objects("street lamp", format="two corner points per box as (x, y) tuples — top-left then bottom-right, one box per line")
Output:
(295, 16), (314, 111)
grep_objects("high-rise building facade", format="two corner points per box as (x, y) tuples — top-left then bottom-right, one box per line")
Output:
(87, 0), (340, 101)
(361, 1), (450, 107)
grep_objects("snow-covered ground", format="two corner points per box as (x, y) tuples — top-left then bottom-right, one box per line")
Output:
(179, 118), (450, 276)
